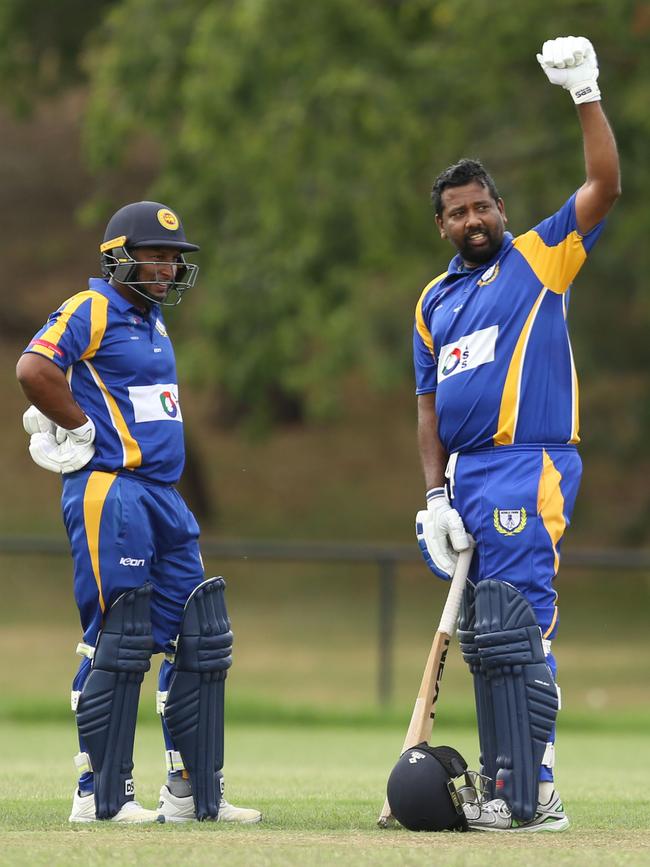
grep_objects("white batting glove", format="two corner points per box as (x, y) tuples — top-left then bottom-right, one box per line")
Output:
(23, 405), (56, 436)
(28, 418), (96, 474)
(416, 487), (471, 581)
(537, 36), (600, 104)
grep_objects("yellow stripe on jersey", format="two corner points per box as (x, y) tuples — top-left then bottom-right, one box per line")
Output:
(415, 271), (447, 357)
(537, 449), (566, 579)
(30, 291), (108, 361)
(82, 471), (118, 612)
(494, 288), (547, 445)
(80, 293), (109, 360)
(513, 229), (587, 295)
(83, 360), (143, 469)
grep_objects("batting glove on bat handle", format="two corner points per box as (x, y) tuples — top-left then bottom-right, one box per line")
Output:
(537, 36), (601, 104)
(415, 487), (471, 581)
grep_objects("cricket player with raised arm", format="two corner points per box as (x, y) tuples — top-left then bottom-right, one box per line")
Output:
(16, 201), (261, 825)
(413, 37), (620, 831)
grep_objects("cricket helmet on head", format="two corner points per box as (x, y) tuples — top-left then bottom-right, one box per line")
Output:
(100, 201), (200, 306)
(387, 743), (484, 832)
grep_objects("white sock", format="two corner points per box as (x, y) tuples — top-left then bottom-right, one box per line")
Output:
(538, 781), (554, 804)
(167, 773), (192, 798)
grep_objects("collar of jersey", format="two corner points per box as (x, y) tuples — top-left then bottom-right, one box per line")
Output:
(88, 277), (153, 316)
(448, 231), (513, 274)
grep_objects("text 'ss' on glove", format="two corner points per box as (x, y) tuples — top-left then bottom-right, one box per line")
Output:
(27, 417), (96, 474)
(415, 487), (470, 581)
(537, 36), (600, 104)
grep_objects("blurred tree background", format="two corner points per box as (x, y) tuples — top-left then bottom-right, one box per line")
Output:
(1, 0), (648, 544)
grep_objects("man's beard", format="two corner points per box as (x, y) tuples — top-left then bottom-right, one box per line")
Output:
(458, 228), (503, 265)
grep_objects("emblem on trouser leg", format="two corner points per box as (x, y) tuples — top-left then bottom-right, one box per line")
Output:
(164, 577), (233, 821)
(493, 508), (527, 535)
(75, 583), (154, 820)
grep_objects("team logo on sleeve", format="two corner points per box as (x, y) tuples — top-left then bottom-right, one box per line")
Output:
(437, 325), (498, 383)
(494, 507), (527, 535)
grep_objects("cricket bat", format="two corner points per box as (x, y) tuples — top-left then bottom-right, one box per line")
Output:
(377, 544), (474, 828)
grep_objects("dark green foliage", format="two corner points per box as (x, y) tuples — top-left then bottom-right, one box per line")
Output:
(0, 0), (112, 113)
(1, 0), (648, 438)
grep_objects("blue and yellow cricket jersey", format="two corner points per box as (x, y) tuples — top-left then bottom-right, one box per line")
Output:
(24, 278), (185, 484)
(413, 193), (604, 453)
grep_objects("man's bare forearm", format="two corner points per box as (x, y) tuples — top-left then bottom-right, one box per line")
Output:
(575, 101), (621, 234)
(417, 393), (447, 491)
(16, 354), (88, 429)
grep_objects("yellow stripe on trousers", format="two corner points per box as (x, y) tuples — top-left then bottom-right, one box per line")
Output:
(82, 471), (118, 613)
(537, 449), (566, 638)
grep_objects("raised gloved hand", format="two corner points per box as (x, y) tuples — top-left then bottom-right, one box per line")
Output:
(27, 417), (96, 474)
(537, 36), (600, 104)
(416, 487), (471, 581)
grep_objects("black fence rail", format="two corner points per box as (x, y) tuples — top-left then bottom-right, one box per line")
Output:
(2, 536), (649, 704)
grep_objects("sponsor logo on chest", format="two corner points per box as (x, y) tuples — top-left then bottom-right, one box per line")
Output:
(129, 383), (183, 423)
(437, 325), (498, 383)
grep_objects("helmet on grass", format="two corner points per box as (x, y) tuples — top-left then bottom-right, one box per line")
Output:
(386, 743), (485, 832)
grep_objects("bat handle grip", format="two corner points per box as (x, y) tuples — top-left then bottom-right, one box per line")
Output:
(437, 544), (473, 636)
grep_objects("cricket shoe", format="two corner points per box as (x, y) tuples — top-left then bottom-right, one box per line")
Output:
(69, 789), (159, 823)
(463, 790), (570, 833)
(156, 785), (262, 824)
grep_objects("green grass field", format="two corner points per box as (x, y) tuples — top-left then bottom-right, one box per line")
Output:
(1, 559), (649, 865)
(1, 721), (649, 866)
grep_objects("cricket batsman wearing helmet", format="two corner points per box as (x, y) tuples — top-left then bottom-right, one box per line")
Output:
(17, 201), (261, 825)
(413, 37), (620, 831)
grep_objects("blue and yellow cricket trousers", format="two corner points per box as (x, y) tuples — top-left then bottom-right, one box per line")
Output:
(61, 469), (206, 791)
(449, 444), (582, 782)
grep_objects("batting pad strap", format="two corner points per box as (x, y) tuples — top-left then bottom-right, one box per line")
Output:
(74, 751), (93, 775)
(76, 642), (95, 660)
(542, 742), (555, 768)
(71, 690), (81, 712)
(476, 624), (545, 668)
(165, 750), (186, 773)
(156, 690), (168, 715)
